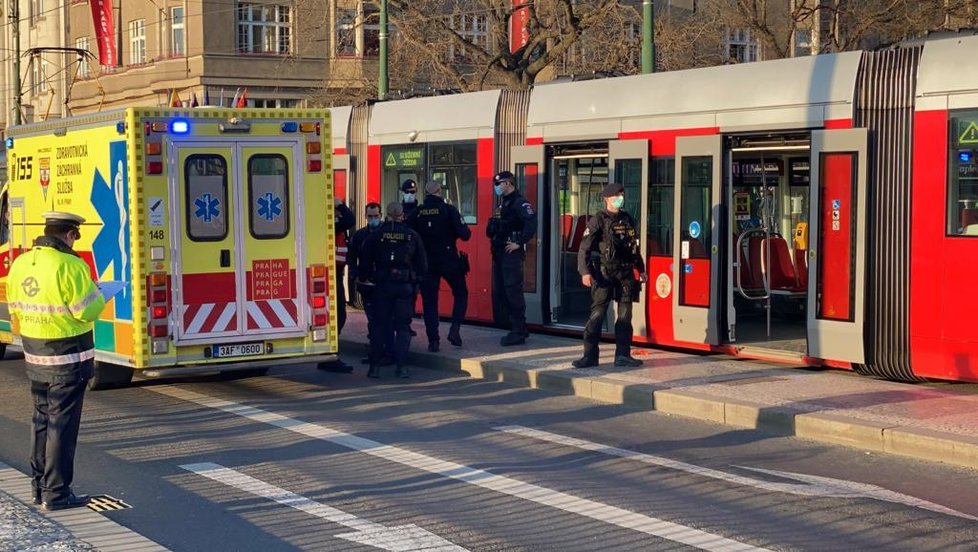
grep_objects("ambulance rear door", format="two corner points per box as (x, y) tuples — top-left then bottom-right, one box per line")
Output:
(170, 140), (305, 345)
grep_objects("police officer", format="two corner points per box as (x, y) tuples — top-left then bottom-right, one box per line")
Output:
(401, 179), (419, 219)
(486, 170), (536, 346)
(359, 202), (428, 378)
(574, 183), (648, 368)
(319, 198), (357, 373)
(348, 202), (393, 365)
(408, 180), (472, 351)
(7, 211), (107, 511)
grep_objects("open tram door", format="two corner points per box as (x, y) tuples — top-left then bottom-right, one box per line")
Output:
(672, 135), (723, 344)
(608, 139), (650, 338)
(806, 129), (868, 363)
(511, 145), (546, 326)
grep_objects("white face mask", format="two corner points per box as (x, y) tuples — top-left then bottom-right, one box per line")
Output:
(402, 192), (416, 203)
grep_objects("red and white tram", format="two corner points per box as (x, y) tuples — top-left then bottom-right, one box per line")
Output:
(331, 33), (978, 383)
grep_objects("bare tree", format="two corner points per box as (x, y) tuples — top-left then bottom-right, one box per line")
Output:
(380, 0), (630, 91)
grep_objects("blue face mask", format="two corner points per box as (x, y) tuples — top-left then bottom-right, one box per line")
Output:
(367, 218), (381, 228)
(610, 196), (625, 209)
(402, 192), (416, 203)
(494, 184), (505, 197)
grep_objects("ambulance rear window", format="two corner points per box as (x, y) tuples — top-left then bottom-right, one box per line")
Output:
(248, 154), (290, 239)
(185, 154), (229, 242)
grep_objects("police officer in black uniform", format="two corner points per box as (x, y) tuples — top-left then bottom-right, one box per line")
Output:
(408, 180), (472, 351)
(486, 171), (537, 346)
(401, 179), (420, 219)
(359, 202), (427, 378)
(574, 182), (647, 368)
(348, 202), (393, 365)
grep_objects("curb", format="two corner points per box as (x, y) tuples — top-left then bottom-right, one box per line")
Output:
(339, 338), (978, 470)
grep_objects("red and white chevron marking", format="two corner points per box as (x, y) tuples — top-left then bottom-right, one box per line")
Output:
(246, 299), (299, 330)
(183, 303), (238, 335)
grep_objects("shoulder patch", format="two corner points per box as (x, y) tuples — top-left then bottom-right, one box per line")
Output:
(523, 202), (534, 216)
(582, 227), (591, 237)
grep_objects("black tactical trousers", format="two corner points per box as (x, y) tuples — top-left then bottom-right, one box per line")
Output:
(420, 266), (468, 344)
(582, 276), (635, 360)
(336, 265), (347, 333)
(492, 249), (527, 336)
(30, 376), (87, 503)
(368, 282), (415, 367)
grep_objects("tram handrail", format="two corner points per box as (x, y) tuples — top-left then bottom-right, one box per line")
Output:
(735, 228), (770, 301)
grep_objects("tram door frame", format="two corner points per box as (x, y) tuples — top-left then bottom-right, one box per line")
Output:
(672, 135), (724, 345)
(608, 139), (650, 338)
(511, 145), (546, 326)
(807, 129), (868, 363)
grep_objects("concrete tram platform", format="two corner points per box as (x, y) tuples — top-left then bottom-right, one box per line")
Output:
(340, 311), (978, 471)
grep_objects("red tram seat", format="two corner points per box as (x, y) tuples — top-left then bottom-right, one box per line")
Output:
(747, 235), (765, 289)
(794, 247), (808, 289)
(762, 236), (803, 292)
(567, 215), (590, 252)
(561, 214), (574, 250)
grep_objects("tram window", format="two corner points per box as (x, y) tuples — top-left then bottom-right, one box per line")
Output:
(429, 142), (478, 224)
(615, 159), (643, 222)
(649, 158), (674, 257)
(185, 154), (229, 242)
(247, 154), (290, 239)
(381, 144), (425, 209)
(516, 162), (539, 293)
(680, 157), (712, 261)
(948, 110), (978, 236)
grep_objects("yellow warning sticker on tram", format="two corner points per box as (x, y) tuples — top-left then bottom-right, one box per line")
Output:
(960, 121), (978, 145)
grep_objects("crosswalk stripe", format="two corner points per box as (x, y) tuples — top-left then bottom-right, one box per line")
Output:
(151, 386), (771, 552)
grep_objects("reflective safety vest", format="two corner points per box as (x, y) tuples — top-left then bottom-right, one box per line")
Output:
(335, 231), (348, 268)
(7, 245), (106, 343)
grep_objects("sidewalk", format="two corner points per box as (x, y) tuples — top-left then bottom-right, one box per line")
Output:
(340, 311), (978, 471)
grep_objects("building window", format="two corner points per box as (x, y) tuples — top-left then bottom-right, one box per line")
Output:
(334, 2), (378, 58)
(75, 37), (90, 78)
(171, 7), (185, 56)
(794, 28), (813, 57)
(948, 110), (978, 236)
(724, 27), (760, 63)
(237, 3), (292, 55)
(129, 19), (147, 65)
(29, 0), (43, 25)
(250, 98), (299, 108)
(448, 13), (488, 63)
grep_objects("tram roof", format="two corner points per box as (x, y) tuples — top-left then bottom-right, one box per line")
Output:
(329, 106), (352, 152)
(526, 51), (862, 141)
(916, 33), (978, 111)
(369, 90), (501, 144)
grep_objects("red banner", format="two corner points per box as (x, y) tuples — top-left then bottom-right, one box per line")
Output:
(510, 0), (530, 53)
(89, 0), (118, 66)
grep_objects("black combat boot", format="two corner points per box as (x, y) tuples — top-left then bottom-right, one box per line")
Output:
(572, 357), (599, 368)
(614, 355), (643, 367)
(447, 324), (462, 347)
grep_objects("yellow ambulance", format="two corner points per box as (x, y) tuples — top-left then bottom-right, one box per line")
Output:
(0, 108), (338, 388)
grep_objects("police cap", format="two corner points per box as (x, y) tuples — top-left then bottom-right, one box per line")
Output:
(42, 211), (86, 227)
(601, 182), (625, 198)
(401, 179), (418, 193)
(493, 171), (515, 185)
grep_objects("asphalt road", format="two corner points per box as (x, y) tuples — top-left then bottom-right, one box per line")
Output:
(1, 352), (977, 551)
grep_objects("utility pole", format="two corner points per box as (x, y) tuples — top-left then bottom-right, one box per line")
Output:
(641, 0), (655, 73)
(378, 0), (389, 101)
(11, 0), (22, 124)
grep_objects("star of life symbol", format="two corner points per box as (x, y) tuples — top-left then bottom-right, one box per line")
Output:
(21, 277), (40, 297)
(257, 192), (282, 222)
(194, 193), (221, 223)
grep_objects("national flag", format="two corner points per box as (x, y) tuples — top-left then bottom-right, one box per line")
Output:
(169, 89), (182, 107)
(190, 92), (199, 108)
(236, 87), (248, 108)
(230, 87), (241, 107)
(219, 87), (225, 107)
(202, 87), (210, 106)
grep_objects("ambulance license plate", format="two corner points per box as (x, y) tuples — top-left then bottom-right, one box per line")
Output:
(212, 342), (265, 358)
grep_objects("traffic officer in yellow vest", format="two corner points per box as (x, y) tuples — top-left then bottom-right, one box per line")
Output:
(7, 211), (107, 511)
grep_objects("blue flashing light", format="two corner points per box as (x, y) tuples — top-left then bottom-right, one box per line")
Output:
(4, 137), (12, 149)
(170, 119), (191, 135)
(116, 122), (126, 134)
(281, 122), (299, 133)
(960, 151), (973, 163)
